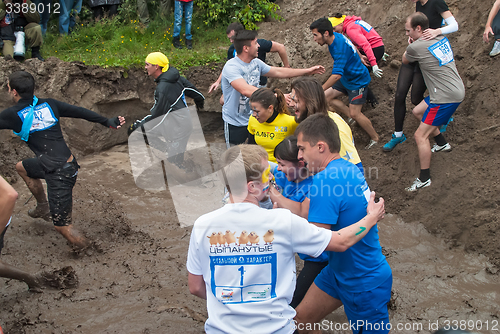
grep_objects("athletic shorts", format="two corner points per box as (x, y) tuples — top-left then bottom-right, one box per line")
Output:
(314, 265), (392, 334)
(421, 96), (461, 127)
(224, 122), (249, 148)
(0, 225), (7, 253)
(332, 81), (367, 105)
(22, 157), (80, 227)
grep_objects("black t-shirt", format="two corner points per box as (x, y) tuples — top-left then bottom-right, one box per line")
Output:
(416, 0), (450, 30)
(0, 97), (110, 172)
(227, 38), (274, 86)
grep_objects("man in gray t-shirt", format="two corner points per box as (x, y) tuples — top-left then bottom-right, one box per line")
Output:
(220, 29), (325, 147)
(402, 12), (465, 192)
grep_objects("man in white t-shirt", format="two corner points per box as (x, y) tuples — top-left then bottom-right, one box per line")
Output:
(186, 144), (385, 334)
(221, 29), (325, 147)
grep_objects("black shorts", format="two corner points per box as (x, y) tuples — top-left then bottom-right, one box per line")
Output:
(0, 225), (7, 253)
(224, 122), (249, 147)
(22, 157), (80, 227)
(332, 81), (368, 105)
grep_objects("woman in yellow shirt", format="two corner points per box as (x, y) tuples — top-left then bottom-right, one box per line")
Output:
(248, 88), (298, 163)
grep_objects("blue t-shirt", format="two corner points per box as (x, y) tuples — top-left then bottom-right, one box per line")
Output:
(307, 158), (391, 293)
(329, 32), (371, 90)
(272, 165), (328, 263)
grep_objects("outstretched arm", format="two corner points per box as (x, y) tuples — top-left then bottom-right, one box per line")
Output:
(484, 0), (500, 42)
(265, 65), (325, 79)
(270, 41), (290, 68)
(324, 192), (385, 252)
(421, 11), (458, 40)
(56, 101), (125, 128)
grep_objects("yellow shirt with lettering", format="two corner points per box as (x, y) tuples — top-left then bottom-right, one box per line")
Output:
(248, 113), (298, 163)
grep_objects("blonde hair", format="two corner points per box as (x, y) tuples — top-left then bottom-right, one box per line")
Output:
(218, 145), (268, 195)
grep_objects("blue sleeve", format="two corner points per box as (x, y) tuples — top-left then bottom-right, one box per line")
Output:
(330, 37), (348, 77)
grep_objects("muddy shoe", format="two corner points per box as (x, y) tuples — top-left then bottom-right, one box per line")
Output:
(28, 202), (51, 221)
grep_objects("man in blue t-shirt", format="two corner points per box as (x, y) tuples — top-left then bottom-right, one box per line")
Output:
(284, 113), (392, 334)
(310, 17), (380, 150)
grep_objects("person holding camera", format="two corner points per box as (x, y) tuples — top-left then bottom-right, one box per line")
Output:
(0, 0), (44, 61)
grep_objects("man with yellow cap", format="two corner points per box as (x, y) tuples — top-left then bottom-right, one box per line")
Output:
(129, 52), (204, 166)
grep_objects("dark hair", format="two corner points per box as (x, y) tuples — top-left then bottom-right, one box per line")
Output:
(333, 13), (343, 18)
(226, 22), (244, 35)
(274, 135), (299, 163)
(408, 12), (429, 31)
(295, 114), (341, 153)
(309, 17), (333, 37)
(249, 88), (290, 118)
(291, 77), (328, 123)
(8, 71), (35, 99)
(233, 30), (258, 54)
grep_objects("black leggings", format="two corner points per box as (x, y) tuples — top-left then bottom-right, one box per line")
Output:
(393, 62), (426, 132)
(290, 260), (328, 309)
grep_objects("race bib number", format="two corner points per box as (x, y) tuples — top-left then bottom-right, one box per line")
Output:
(428, 37), (454, 66)
(17, 102), (58, 133)
(210, 254), (277, 304)
(355, 19), (372, 32)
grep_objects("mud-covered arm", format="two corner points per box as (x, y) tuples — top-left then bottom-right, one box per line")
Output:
(0, 176), (17, 233)
(56, 100), (125, 128)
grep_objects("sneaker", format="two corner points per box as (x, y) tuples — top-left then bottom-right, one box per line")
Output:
(365, 139), (378, 150)
(406, 178), (431, 192)
(173, 37), (183, 49)
(347, 118), (357, 126)
(383, 134), (407, 152)
(28, 202), (51, 221)
(490, 40), (500, 57)
(439, 117), (454, 133)
(431, 142), (452, 152)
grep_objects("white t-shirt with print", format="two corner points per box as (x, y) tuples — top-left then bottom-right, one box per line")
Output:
(187, 203), (331, 334)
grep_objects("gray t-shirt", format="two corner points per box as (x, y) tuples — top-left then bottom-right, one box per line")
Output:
(221, 57), (271, 127)
(406, 36), (465, 104)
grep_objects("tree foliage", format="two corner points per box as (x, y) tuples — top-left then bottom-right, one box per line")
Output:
(195, 0), (282, 30)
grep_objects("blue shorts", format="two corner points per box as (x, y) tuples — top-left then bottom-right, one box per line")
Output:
(421, 96), (461, 126)
(314, 265), (392, 334)
(332, 81), (367, 105)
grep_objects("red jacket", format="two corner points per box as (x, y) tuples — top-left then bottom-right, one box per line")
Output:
(342, 16), (384, 67)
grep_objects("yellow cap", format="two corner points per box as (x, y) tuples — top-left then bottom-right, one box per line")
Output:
(328, 15), (346, 28)
(145, 52), (170, 72)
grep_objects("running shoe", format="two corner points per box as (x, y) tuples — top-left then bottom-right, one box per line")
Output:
(490, 40), (500, 57)
(365, 139), (378, 150)
(383, 134), (406, 152)
(431, 143), (452, 152)
(347, 118), (357, 126)
(406, 178), (431, 192)
(439, 117), (454, 133)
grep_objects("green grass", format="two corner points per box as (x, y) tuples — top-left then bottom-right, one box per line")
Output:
(41, 14), (228, 71)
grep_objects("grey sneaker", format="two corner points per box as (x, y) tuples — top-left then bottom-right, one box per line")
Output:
(365, 139), (378, 150)
(406, 178), (431, 192)
(490, 40), (500, 57)
(431, 143), (452, 152)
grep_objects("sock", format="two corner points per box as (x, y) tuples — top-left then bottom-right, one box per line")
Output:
(434, 134), (447, 146)
(394, 131), (403, 138)
(419, 169), (430, 182)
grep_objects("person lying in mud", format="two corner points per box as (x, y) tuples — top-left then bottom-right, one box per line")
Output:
(128, 51), (205, 168)
(186, 143), (385, 333)
(0, 71), (125, 249)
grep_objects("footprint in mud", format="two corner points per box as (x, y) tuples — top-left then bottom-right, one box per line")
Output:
(37, 266), (79, 289)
